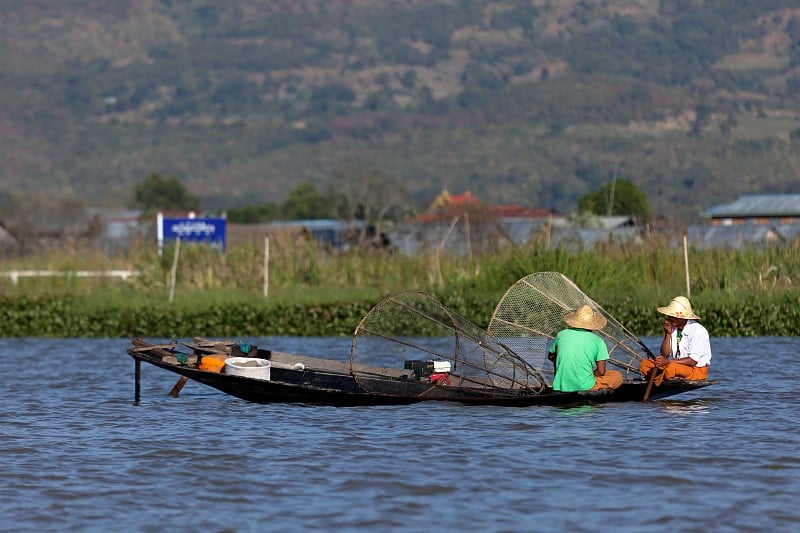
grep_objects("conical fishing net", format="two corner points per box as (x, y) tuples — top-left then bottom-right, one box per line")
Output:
(487, 272), (652, 384)
(350, 291), (547, 394)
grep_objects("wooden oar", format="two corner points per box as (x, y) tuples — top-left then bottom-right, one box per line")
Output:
(168, 376), (189, 397)
(642, 367), (661, 402)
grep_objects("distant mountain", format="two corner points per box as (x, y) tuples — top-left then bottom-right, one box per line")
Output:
(2, 0), (800, 223)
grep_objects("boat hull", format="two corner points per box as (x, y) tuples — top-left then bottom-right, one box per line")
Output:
(128, 340), (716, 407)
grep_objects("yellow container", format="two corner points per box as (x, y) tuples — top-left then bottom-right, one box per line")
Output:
(198, 354), (228, 373)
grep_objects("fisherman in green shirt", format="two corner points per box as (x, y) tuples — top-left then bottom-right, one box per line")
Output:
(548, 305), (623, 392)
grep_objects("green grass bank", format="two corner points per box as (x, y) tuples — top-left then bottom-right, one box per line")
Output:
(1, 241), (798, 338)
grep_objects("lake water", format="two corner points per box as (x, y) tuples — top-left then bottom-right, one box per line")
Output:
(1, 336), (798, 532)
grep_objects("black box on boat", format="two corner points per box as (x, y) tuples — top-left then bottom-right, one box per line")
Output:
(404, 360), (452, 380)
(404, 360), (434, 380)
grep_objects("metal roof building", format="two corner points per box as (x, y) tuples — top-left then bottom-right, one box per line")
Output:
(687, 223), (800, 249)
(701, 194), (800, 225)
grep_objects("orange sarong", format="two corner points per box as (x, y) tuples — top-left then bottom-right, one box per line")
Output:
(591, 370), (623, 390)
(639, 359), (708, 386)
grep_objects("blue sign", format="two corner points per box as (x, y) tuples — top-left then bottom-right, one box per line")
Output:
(158, 214), (226, 253)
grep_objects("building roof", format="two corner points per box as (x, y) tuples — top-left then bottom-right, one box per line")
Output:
(702, 194), (800, 218)
(426, 189), (479, 212)
(268, 219), (361, 230)
(548, 226), (644, 250)
(687, 223), (800, 249)
(388, 218), (515, 256)
(595, 216), (636, 229)
(0, 221), (19, 247)
(422, 188), (557, 222)
(491, 205), (557, 218)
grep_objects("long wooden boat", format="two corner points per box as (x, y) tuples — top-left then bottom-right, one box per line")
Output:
(128, 338), (714, 406)
(127, 274), (716, 406)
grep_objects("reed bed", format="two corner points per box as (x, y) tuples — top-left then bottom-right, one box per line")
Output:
(1, 238), (798, 337)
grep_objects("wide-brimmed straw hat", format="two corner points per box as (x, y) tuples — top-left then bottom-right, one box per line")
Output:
(657, 296), (699, 319)
(564, 304), (607, 330)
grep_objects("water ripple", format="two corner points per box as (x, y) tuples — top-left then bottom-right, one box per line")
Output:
(1, 337), (799, 531)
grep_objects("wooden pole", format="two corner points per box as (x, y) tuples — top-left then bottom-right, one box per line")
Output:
(464, 211), (472, 261)
(168, 376), (189, 397)
(439, 216), (459, 251)
(607, 162), (619, 217)
(436, 216), (460, 285)
(643, 367), (660, 402)
(134, 358), (141, 404)
(546, 214), (552, 249)
(264, 237), (269, 298)
(168, 238), (180, 303)
(683, 235), (691, 299)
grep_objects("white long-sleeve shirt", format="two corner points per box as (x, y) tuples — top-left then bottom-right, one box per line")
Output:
(671, 320), (712, 367)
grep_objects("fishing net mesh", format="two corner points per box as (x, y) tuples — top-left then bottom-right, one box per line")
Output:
(487, 272), (650, 384)
(350, 292), (547, 394)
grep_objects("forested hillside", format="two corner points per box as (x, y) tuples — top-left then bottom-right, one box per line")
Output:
(2, 0), (800, 224)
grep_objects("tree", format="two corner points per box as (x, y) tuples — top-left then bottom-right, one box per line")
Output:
(689, 101), (713, 137)
(578, 178), (650, 223)
(8, 193), (93, 253)
(227, 202), (281, 223)
(282, 182), (333, 220)
(328, 167), (409, 244)
(130, 172), (199, 212)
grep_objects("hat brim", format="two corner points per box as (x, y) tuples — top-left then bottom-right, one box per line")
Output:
(564, 314), (607, 330)
(657, 305), (699, 320)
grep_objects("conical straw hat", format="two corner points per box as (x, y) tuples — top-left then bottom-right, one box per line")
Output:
(657, 296), (699, 319)
(564, 304), (607, 330)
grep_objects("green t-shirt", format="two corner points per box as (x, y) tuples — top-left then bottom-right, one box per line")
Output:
(548, 328), (610, 392)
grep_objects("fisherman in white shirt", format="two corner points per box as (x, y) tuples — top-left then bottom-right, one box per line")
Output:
(639, 296), (712, 385)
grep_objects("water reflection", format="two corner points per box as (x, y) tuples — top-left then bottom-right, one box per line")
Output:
(552, 404), (600, 416)
(658, 398), (712, 415)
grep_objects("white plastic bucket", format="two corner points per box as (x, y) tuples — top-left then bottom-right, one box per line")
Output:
(224, 357), (271, 381)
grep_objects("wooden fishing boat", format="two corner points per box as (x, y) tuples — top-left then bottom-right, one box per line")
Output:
(127, 273), (716, 406)
(129, 338), (713, 406)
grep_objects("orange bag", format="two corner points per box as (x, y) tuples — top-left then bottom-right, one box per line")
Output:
(198, 354), (228, 373)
